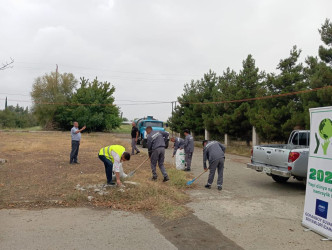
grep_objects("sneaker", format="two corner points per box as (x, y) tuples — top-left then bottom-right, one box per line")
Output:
(184, 168), (191, 171)
(107, 182), (116, 186)
(218, 186), (222, 191)
(204, 184), (211, 189)
(136, 151), (140, 154)
(163, 176), (170, 182)
(74, 161), (80, 164)
(151, 177), (157, 181)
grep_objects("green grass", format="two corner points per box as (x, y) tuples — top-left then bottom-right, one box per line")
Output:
(0, 126), (42, 131)
(111, 124), (132, 134)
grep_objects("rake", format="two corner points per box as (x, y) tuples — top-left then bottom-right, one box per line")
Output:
(186, 169), (208, 186)
(127, 157), (149, 177)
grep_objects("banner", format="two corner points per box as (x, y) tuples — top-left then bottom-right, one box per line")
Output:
(302, 106), (332, 239)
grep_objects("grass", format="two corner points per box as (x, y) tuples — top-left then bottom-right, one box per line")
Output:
(0, 131), (192, 219)
(0, 126), (42, 131)
(111, 124), (132, 134)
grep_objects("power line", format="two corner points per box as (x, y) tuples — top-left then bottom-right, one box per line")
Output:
(2, 85), (330, 107)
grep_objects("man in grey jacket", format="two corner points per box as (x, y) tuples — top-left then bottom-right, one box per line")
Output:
(171, 137), (185, 157)
(183, 129), (194, 171)
(70, 121), (86, 164)
(146, 126), (170, 182)
(203, 140), (226, 190)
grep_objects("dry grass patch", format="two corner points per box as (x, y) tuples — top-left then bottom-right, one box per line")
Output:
(0, 131), (192, 219)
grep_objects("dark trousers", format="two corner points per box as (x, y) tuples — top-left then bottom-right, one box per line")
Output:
(207, 157), (225, 186)
(98, 155), (114, 184)
(70, 140), (80, 163)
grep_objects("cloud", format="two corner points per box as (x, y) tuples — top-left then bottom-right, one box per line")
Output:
(0, 0), (332, 121)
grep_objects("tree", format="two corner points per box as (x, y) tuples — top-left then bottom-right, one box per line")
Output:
(55, 77), (121, 131)
(0, 104), (37, 129)
(31, 71), (77, 128)
(318, 19), (332, 65)
(218, 55), (263, 144)
(0, 58), (14, 71)
(168, 70), (218, 137)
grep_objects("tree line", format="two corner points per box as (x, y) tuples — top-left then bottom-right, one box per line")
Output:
(168, 19), (332, 143)
(0, 103), (37, 129)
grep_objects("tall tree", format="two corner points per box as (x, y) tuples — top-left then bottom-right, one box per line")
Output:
(55, 77), (121, 131)
(218, 55), (263, 145)
(249, 46), (305, 141)
(31, 71), (77, 128)
(318, 18), (332, 65)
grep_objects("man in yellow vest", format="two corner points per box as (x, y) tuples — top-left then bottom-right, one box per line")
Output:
(98, 145), (131, 186)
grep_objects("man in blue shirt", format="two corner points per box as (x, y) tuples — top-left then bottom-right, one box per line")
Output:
(70, 121), (86, 164)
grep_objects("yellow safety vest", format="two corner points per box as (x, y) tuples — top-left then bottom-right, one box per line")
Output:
(99, 145), (125, 163)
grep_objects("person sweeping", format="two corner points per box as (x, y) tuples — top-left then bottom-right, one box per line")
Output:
(202, 140), (226, 191)
(146, 126), (170, 182)
(98, 145), (130, 186)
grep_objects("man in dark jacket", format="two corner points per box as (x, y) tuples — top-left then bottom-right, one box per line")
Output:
(146, 126), (169, 182)
(203, 140), (226, 190)
(131, 122), (140, 155)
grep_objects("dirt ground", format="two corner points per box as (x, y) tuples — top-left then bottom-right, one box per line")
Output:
(0, 131), (190, 219)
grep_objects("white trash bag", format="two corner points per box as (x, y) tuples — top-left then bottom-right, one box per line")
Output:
(112, 163), (128, 180)
(175, 149), (186, 170)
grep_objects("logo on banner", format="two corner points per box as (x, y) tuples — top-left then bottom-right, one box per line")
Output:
(314, 118), (332, 155)
(315, 199), (329, 219)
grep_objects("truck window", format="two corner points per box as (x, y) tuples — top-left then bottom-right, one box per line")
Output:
(144, 121), (163, 127)
(291, 133), (299, 145)
(299, 132), (307, 146)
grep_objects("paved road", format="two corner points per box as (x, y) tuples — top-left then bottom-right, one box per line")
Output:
(0, 208), (176, 250)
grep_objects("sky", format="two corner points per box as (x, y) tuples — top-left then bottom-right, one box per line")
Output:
(0, 0), (331, 121)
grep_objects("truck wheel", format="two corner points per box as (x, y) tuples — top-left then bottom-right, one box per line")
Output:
(142, 139), (147, 148)
(165, 141), (169, 149)
(271, 174), (290, 183)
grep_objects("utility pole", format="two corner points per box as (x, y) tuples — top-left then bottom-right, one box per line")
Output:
(5, 96), (7, 110)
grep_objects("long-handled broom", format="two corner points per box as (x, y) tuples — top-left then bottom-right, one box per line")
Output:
(186, 169), (209, 186)
(127, 157), (149, 177)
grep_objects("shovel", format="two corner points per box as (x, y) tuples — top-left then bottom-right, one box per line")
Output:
(128, 157), (149, 177)
(186, 168), (208, 186)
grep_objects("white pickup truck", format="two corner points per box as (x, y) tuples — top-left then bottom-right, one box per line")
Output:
(247, 130), (310, 183)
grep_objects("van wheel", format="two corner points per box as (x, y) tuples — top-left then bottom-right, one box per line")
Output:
(271, 174), (289, 183)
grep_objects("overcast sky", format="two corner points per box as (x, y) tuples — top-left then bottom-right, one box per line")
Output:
(0, 0), (331, 121)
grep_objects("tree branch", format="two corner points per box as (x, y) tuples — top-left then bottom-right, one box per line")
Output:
(0, 58), (14, 71)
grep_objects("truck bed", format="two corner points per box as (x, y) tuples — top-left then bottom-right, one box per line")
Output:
(251, 144), (307, 169)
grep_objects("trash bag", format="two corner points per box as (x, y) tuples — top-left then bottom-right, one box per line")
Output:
(112, 163), (128, 180)
(175, 149), (185, 170)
